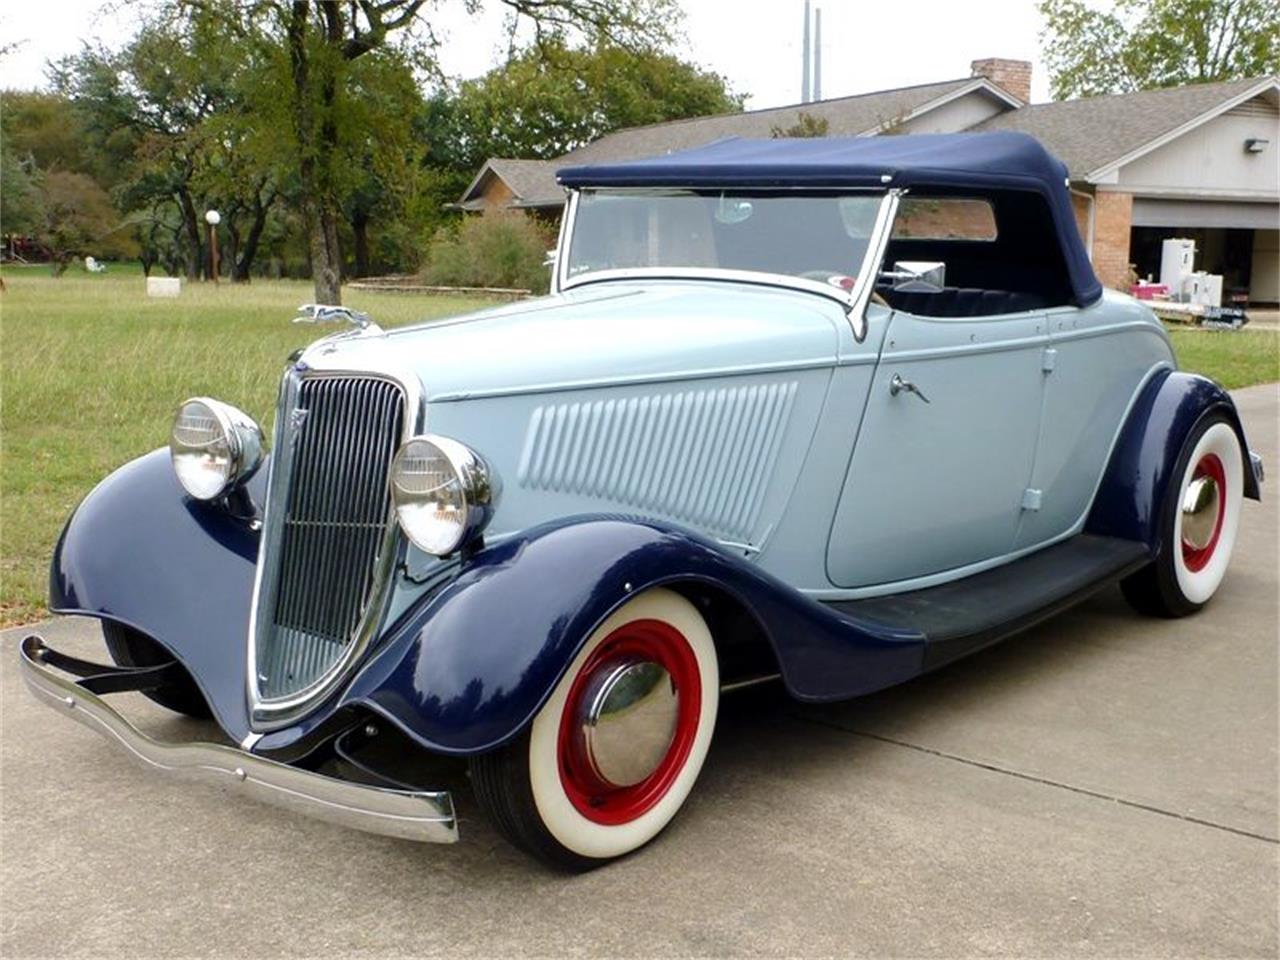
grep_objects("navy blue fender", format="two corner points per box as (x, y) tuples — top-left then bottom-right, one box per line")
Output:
(49, 448), (262, 739)
(1086, 369), (1260, 548)
(255, 517), (927, 757)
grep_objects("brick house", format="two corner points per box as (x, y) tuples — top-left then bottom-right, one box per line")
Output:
(458, 61), (1280, 304)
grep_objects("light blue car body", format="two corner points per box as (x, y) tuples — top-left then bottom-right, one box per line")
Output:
(313, 274), (1172, 620)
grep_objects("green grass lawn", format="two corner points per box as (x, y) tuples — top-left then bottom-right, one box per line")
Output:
(1165, 325), (1280, 390)
(1, 268), (1277, 626)
(1, 267), (501, 626)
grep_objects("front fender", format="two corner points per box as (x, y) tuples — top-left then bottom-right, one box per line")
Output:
(254, 517), (926, 757)
(1086, 370), (1259, 548)
(50, 448), (262, 739)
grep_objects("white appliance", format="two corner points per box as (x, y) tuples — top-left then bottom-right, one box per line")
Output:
(1160, 238), (1197, 300)
(1187, 272), (1224, 308)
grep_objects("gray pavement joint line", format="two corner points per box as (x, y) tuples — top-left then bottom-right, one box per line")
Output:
(790, 714), (1280, 845)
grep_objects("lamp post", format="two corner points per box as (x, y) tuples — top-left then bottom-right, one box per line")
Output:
(205, 209), (221, 283)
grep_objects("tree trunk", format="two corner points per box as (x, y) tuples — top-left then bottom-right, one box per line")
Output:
(225, 222), (242, 280)
(306, 200), (342, 302)
(235, 192), (275, 282)
(289, 1), (343, 304)
(352, 209), (371, 278)
(177, 188), (203, 281)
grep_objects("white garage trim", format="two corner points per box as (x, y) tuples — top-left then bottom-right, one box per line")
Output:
(1132, 198), (1280, 230)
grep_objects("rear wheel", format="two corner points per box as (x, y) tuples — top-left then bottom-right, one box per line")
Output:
(102, 622), (212, 718)
(1121, 413), (1244, 617)
(470, 588), (719, 870)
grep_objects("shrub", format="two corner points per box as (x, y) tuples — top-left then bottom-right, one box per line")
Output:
(422, 210), (553, 293)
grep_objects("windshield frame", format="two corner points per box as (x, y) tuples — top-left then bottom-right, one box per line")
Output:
(553, 186), (900, 342)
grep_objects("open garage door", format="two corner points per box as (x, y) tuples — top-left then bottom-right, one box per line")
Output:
(1131, 199), (1278, 304)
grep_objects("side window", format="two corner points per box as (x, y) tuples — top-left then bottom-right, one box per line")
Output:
(893, 198), (997, 241)
(883, 194), (1068, 318)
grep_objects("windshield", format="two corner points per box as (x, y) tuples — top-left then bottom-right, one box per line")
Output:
(564, 189), (883, 289)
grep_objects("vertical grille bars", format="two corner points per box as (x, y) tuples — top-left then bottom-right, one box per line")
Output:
(253, 374), (404, 702)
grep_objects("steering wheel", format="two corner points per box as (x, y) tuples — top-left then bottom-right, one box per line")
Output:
(797, 269), (889, 307)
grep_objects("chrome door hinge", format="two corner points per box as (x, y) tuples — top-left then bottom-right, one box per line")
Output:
(1021, 488), (1043, 511)
(1041, 348), (1057, 373)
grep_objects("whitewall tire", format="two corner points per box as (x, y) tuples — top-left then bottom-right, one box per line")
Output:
(470, 588), (719, 869)
(1122, 414), (1244, 617)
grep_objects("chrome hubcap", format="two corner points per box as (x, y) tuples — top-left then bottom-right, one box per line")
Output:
(1181, 475), (1221, 551)
(578, 659), (678, 788)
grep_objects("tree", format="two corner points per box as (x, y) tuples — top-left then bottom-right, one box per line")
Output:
(771, 112), (828, 138)
(1039, 0), (1280, 99)
(36, 171), (138, 274)
(53, 13), (251, 279)
(187, 0), (680, 303)
(55, 8), (323, 282)
(432, 38), (742, 170)
(1, 111), (45, 241)
(0, 91), (101, 181)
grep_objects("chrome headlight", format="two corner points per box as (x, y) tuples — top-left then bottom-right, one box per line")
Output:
(389, 435), (496, 556)
(170, 397), (264, 501)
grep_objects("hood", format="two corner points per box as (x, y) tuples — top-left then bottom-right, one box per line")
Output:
(305, 280), (843, 401)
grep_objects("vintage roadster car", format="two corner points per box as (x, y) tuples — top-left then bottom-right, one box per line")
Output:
(22, 133), (1263, 869)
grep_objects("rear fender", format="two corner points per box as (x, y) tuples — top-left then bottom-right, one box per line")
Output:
(1086, 370), (1259, 548)
(50, 448), (262, 739)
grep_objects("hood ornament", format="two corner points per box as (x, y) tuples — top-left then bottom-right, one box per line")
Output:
(293, 304), (382, 334)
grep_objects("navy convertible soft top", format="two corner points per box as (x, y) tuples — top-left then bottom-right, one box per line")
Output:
(558, 132), (1102, 307)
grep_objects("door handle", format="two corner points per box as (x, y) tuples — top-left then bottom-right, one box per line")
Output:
(889, 373), (930, 404)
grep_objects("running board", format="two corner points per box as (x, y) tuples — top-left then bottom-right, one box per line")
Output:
(823, 535), (1151, 670)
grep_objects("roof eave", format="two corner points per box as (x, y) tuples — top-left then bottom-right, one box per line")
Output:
(458, 161), (503, 205)
(854, 77), (1023, 137)
(1083, 76), (1280, 183)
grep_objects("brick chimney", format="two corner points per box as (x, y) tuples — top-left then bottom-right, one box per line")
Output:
(971, 58), (1031, 103)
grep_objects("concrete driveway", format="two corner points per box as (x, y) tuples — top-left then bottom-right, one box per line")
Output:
(3, 385), (1276, 958)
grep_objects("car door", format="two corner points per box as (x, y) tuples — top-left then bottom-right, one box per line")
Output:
(1014, 298), (1176, 550)
(826, 305), (1049, 589)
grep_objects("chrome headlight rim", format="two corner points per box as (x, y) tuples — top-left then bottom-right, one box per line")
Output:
(389, 434), (497, 557)
(169, 396), (265, 501)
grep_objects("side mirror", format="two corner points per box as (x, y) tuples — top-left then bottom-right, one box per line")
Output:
(544, 248), (558, 268)
(879, 260), (946, 292)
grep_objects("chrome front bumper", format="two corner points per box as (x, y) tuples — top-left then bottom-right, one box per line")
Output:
(19, 635), (457, 844)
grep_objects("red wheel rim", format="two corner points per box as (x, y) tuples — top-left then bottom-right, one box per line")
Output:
(1181, 453), (1226, 573)
(558, 619), (701, 826)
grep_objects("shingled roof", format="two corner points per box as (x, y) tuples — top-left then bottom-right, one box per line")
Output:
(558, 77), (1013, 164)
(973, 75), (1279, 179)
(458, 72), (1279, 210)
(459, 76), (1021, 209)
(457, 158), (568, 210)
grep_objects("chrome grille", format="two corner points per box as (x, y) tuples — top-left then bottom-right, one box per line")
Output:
(253, 374), (404, 702)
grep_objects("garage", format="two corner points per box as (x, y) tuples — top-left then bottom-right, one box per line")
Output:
(1131, 200), (1280, 305)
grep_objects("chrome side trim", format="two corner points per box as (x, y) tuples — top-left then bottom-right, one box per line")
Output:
(1250, 451), (1265, 486)
(20, 636), (457, 844)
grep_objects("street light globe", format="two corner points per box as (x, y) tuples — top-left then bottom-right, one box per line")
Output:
(205, 209), (221, 226)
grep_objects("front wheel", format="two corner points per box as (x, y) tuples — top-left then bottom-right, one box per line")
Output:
(1121, 413), (1244, 617)
(470, 588), (719, 870)
(102, 622), (212, 718)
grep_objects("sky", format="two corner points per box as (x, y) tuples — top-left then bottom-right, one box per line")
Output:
(0, 0), (1053, 105)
